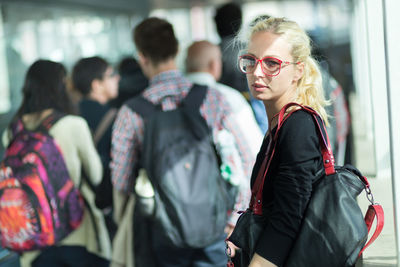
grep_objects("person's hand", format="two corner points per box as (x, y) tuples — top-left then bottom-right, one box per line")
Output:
(224, 224), (235, 237)
(225, 224), (239, 258)
(225, 240), (239, 258)
(249, 253), (277, 267)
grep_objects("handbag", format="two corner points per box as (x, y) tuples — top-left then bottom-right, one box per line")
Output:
(227, 109), (282, 265)
(227, 102), (384, 267)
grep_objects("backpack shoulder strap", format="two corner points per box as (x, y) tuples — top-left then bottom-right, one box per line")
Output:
(39, 111), (65, 132)
(9, 119), (24, 137)
(125, 96), (158, 119)
(9, 111), (64, 137)
(182, 84), (208, 110)
(93, 108), (117, 145)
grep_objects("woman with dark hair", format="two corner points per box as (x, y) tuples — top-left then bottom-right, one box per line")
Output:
(15, 59), (76, 118)
(2, 59), (111, 267)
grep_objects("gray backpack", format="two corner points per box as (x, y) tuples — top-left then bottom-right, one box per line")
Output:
(126, 84), (235, 248)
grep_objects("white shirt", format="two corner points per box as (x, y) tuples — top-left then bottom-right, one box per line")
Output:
(186, 72), (263, 156)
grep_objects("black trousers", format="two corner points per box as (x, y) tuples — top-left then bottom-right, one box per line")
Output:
(32, 245), (109, 267)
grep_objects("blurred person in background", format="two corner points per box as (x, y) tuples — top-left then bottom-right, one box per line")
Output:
(2, 59), (111, 267)
(111, 17), (255, 267)
(214, 2), (268, 134)
(309, 34), (351, 165)
(185, 40), (263, 156)
(72, 56), (120, 241)
(214, 2), (247, 96)
(109, 56), (148, 108)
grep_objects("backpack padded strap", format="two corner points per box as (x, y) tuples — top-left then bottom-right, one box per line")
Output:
(10, 119), (24, 137)
(10, 111), (64, 136)
(93, 108), (117, 145)
(182, 84), (208, 110)
(126, 84), (208, 118)
(39, 111), (65, 131)
(125, 96), (158, 119)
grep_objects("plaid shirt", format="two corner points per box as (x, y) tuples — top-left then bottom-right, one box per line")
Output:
(110, 70), (255, 224)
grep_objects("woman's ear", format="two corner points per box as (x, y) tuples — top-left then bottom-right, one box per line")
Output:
(293, 62), (304, 83)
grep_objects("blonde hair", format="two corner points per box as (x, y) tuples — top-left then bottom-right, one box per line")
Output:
(243, 17), (330, 125)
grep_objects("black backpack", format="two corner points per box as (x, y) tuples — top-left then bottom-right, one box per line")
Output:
(126, 84), (232, 248)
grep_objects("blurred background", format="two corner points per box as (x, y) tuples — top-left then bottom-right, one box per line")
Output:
(0, 0), (399, 266)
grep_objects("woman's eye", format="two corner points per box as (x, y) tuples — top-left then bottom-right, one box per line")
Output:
(264, 59), (280, 68)
(243, 58), (255, 66)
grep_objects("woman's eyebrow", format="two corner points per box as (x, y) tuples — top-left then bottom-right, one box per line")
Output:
(243, 52), (282, 59)
(242, 52), (256, 57)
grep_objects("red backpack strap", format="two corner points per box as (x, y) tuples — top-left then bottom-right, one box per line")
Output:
(358, 204), (385, 256)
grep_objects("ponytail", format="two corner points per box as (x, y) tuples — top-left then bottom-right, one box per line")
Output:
(296, 57), (330, 125)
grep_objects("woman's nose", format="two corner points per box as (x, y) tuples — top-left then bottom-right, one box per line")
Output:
(253, 62), (264, 77)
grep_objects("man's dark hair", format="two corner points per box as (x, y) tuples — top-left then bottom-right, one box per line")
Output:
(133, 17), (178, 65)
(118, 56), (141, 75)
(214, 2), (242, 38)
(17, 59), (75, 117)
(71, 56), (109, 96)
(108, 56), (148, 108)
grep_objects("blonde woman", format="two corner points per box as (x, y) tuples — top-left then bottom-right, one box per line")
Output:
(227, 17), (329, 267)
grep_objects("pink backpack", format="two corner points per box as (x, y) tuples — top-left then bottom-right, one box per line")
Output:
(0, 113), (84, 252)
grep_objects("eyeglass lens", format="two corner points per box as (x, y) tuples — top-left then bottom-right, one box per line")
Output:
(239, 56), (282, 75)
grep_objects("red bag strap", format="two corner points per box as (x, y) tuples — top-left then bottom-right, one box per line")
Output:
(250, 102), (384, 255)
(278, 102), (336, 175)
(250, 103), (312, 214)
(250, 102), (334, 215)
(251, 138), (276, 215)
(359, 204), (385, 256)
(285, 103), (385, 256)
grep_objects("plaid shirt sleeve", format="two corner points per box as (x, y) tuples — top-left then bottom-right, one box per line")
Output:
(200, 89), (255, 225)
(110, 105), (143, 194)
(221, 112), (255, 225)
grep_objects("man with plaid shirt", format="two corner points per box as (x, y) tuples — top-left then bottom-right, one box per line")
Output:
(111, 17), (255, 267)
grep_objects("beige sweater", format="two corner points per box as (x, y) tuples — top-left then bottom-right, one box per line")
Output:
(2, 114), (111, 267)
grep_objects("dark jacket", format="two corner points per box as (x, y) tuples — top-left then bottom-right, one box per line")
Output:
(79, 99), (114, 209)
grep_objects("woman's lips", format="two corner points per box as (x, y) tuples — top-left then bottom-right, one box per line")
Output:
(252, 83), (269, 92)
